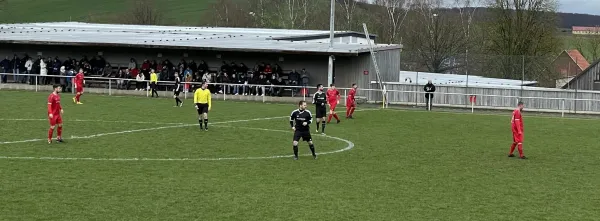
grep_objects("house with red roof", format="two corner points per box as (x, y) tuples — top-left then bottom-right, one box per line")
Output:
(553, 49), (590, 88)
(572, 26), (600, 35)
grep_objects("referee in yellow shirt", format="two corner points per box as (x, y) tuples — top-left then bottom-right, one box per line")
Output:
(194, 81), (212, 131)
(149, 69), (159, 97)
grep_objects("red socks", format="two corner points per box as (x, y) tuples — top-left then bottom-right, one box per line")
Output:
(75, 94), (81, 102)
(48, 128), (54, 140)
(509, 143), (516, 155)
(327, 114), (340, 123)
(57, 126), (62, 139)
(346, 108), (351, 118)
(517, 144), (524, 157)
(349, 107), (355, 117)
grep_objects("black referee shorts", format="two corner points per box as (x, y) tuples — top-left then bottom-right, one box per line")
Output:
(174, 90), (181, 96)
(316, 105), (327, 118)
(293, 130), (312, 142)
(196, 103), (209, 114)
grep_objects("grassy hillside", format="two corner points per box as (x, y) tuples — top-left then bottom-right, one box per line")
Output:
(0, 0), (215, 25)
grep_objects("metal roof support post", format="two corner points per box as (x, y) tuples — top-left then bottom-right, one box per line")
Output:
(328, 55), (334, 86)
(328, 0), (335, 86)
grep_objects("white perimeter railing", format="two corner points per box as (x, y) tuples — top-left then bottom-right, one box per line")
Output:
(2, 73), (600, 116)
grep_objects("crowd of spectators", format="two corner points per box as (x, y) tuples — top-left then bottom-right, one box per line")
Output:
(1, 54), (312, 96)
(1, 54), (109, 91)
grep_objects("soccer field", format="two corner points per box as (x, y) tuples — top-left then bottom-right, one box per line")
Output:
(1, 90), (599, 220)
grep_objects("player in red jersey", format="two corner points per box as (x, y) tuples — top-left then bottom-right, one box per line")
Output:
(326, 84), (341, 124)
(346, 83), (358, 119)
(73, 68), (85, 104)
(48, 85), (64, 143)
(509, 102), (527, 159)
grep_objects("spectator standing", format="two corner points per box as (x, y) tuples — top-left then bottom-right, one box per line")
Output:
(231, 73), (242, 95)
(237, 63), (248, 75)
(257, 74), (267, 96)
(264, 64), (273, 76)
(59, 66), (67, 92)
(151, 60), (158, 72)
(301, 69), (310, 87)
(40, 59), (47, 85)
(51, 57), (61, 84)
(141, 60), (150, 78)
(102, 63), (112, 77)
(289, 69), (300, 91)
(198, 60), (208, 74)
(25, 58), (33, 84)
(1, 56), (9, 83)
(66, 68), (74, 92)
(424, 80), (436, 111)
(188, 60), (198, 73)
(220, 61), (229, 73)
(128, 58), (137, 70)
(11, 54), (21, 82)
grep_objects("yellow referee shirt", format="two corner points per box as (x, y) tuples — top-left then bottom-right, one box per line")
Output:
(194, 88), (212, 109)
(150, 72), (158, 83)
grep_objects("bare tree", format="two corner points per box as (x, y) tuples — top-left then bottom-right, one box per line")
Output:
(338, 0), (358, 31)
(210, 0), (253, 27)
(406, 0), (467, 73)
(0, 0), (7, 13)
(586, 27), (600, 62)
(454, 0), (481, 78)
(486, 0), (560, 80)
(126, 0), (161, 25)
(373, 0), (411, 44)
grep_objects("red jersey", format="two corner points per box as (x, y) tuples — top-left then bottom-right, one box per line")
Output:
(326, 89), (340, 103)
(47, 92), (62, 115)
(348, 88), (357, 101)
(74, 72), (84, 87)
(511, 109), (523, 133)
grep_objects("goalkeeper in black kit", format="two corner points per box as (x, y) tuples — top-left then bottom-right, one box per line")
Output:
(290, 100), (317, 160)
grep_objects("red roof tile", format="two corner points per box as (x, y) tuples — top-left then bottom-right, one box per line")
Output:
(572, 26), (600, 32)
(566, 49), (590, 70)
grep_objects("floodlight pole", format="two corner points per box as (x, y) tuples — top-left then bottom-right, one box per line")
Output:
(327, 0), (335, 86)
(329, 0), (335, 49)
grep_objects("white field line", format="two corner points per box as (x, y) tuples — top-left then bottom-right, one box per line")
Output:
(0, 116), (287, 145)
(0, 108), (377, 159)
(0, 108), (378, 145)
(0, 118), (184, 125)
(0, 124), (354, 161)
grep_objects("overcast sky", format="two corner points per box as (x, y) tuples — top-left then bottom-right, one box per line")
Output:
(559, 0), (600, 15)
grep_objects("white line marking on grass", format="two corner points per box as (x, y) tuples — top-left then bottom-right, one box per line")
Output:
(0, 125), (354, 161)
(0, 118), (185, 125)
(0, 116), (288, 145)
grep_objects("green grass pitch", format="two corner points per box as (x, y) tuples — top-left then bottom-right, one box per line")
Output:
(1, 90), (599, 220)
